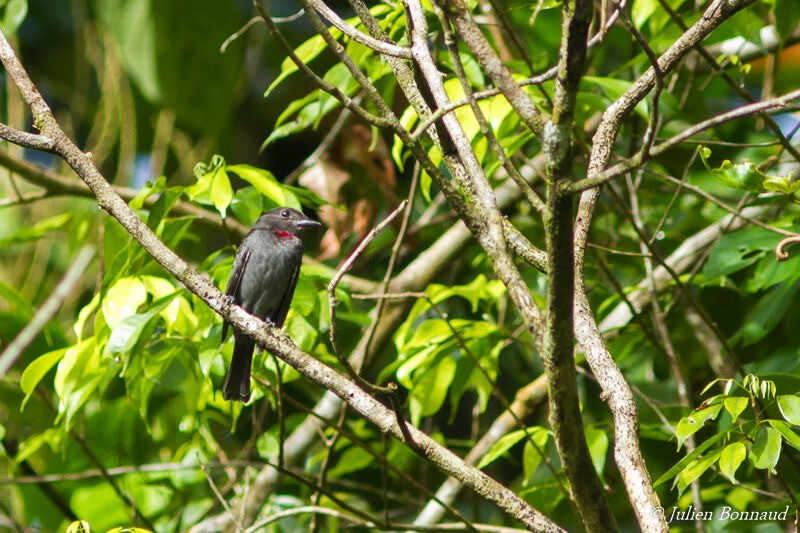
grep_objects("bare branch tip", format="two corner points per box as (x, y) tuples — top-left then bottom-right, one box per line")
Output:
(775, 235), (800, 262)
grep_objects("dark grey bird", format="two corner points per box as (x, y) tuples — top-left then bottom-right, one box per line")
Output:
(221, 207), (320, 402)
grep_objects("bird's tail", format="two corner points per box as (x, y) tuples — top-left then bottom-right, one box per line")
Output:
(223, 333), (254, 402)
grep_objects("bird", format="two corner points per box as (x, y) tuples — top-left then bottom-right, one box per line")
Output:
(221, 207), (320, 402)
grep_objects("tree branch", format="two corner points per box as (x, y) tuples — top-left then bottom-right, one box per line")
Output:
(539, 0), (617, 529)
(568, 87), (800, 193)
(304, 0), (411, 58)
(587, 0), (757, 177)
(443, 0), (545, 137)
(0, 26), (563, 533)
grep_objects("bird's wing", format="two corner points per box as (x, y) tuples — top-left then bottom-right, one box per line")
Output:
(222, 244), (251, 341)
(272, 260), (301, 328)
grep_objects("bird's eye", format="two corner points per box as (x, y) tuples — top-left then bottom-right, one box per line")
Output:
(281, 209), (290, 218)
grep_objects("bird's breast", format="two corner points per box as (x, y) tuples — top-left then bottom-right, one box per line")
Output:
(237, 237), (303, 319)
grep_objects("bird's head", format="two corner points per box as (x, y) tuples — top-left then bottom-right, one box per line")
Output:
(254, 207), (321, 237)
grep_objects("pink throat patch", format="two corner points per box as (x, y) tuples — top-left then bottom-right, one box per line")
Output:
(274, 230), (296, 239)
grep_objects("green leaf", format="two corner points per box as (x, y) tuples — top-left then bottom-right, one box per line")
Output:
(70, 483), (130, 531)
(750, 425), (781, 472)
(265, 34), (331, 97)
(774, 0), (800, 41)
(777, 395), (800, 425)
(95, 0), (242, 133)
(94, 0), (159, 100)
(13, 427), (63, 466)
(654, 432), (726, 487)
(262, 93), (325, 147)
(187, 156), (232, 217)
(129, 176), (166, 210)
(745, 249), (800, 292)
(285, 313), (318, 353)
(719, 441), (746, 483)
(675, 449), (720, 494)
(408, 355), (456, 425)
(0, 213), (72, 247)
(328, 445), (376, 477)
(1, 0), (27, 35)
(398, 319), (455, 360)
(702, 227), (775, 282)
(210, 166), (233, 217)
(420, 169), (432, 203)
(633, 0), (682, 33)
(146, 185), (184, 231)
(522, 428), (550, 483)
(676, 403), (722, 449)
(732, 280), (800, 346)
(230, 186), (266, 227)
(225, 164), (300, 209)
(20, 347), (67, 410)
(723, 396), (748, 421)
(768, 420), (800, 452)
(74, 293), (100, 341)
(102, 277), (148, 329)
(631, 0), (658, 29)
(0, 280), (35, 315)
(585, 425), (609, 476)
(762, 172), (800, 195)
(188, 155), (227, 211)
(583, 76), (648, 119)
(477, 429), (528, 469)
(54, 337), (102, 428)
(698, 146), (767, 192)
(450, 274), (506, 312)
(458, 53), (484, 87)
(65, 521), (91, 533)
(263, 62), (355, 147)
(392, 104), (421, 172)
(107, 295), (173, 354)
(256, 432), (279, 460)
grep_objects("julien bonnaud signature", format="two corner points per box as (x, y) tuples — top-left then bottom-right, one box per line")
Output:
(652, 505), (791, 523)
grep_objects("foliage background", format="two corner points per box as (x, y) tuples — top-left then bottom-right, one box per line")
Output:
(0, 0), (800, 532)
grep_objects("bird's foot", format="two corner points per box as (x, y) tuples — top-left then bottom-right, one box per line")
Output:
(256, 319), (277, 355)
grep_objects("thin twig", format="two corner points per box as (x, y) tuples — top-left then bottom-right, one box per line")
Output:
(359, 161), (419, 370)
(570, 87), (800, 193)
(328, 200), (408, 394)
(435, 4), (546, 215)
(201, 462), (243, 532)
(255, 1), (393, 129)
(221, 10), (306, 53)
(305, 0), (411, 58)
(650, 167), (797, 237)
(0, 22), (559, 533)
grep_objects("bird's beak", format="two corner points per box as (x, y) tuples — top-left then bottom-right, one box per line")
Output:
(296, 219), (322, 228)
